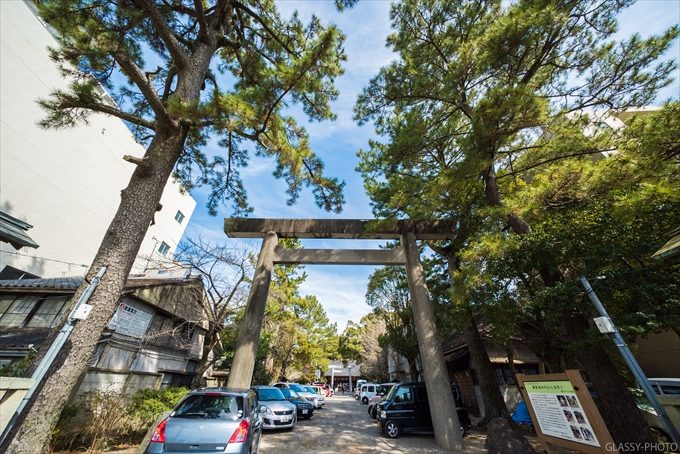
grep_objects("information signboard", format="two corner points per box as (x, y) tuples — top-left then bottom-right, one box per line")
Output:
(517, 370), (618, 454)
(108, 300), (153, 338)
(524, 380), (600, 447)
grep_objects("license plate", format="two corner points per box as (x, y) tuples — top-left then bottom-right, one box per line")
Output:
(302, 409), (308, 414)
(281, 416), (290, 422)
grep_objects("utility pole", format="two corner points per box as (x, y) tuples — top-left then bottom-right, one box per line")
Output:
(580, 276), (680, 446)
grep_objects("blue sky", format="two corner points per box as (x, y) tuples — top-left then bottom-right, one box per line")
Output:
(184, 0), (680, 331)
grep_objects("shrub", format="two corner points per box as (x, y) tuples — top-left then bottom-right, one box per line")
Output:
(51, 391), (132, 452)
(128, 386), (188, 426)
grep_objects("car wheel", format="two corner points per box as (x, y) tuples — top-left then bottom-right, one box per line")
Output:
(354, 395), (359, 400)
(303, 414), (312, 420)
(370, 407), (377, 419)
(362, 397), (369, 404)
(460, 425), (467, 437)
(384, 420), (400, 439)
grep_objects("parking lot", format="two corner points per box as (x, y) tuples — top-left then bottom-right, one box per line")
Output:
(258, 394), (489, 454)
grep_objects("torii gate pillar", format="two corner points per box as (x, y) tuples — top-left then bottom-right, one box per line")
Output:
(224, 219), (463, 451)
(227, 231), (278, 388)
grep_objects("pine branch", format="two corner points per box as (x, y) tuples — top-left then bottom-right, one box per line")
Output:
(194, 0), (210, 42)
(133, 0), (190, 68)
(61, 99), (155, 131)
(233, 1), (299, 57)
(113, 50), (174, 126)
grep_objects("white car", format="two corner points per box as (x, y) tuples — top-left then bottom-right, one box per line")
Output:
(359, 383), (380, 404)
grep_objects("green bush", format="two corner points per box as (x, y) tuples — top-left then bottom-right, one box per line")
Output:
(50, 387), (188, 452)
(128, 386), (188, 426)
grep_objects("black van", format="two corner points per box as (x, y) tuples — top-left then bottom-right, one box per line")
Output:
(376, 382), (472, 439)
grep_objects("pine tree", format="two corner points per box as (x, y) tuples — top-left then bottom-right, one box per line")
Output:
(4, 1), (354, 452)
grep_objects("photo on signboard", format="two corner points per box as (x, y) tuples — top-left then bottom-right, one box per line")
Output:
(581, 427), (595, 441)
(563, 410), (574, 422)
(571, 426), (583, 439)
(574, 410), (586, 424)
(567, 395), (579, 408)
(557, 395), (569, 407)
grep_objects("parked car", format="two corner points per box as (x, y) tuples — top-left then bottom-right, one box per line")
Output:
(278, 387), (314, 420)
(359, 383), (380, 404)
(273, 382), (322, 408)
(252, 386), (297, 430)
(145, 388), (261, 454)
(304, 385), (326, 408)
(354, 379), (367, 399)
(368, 383), (399, 419)
(313, 383), (333, 397)
(376, 382), (471, 439)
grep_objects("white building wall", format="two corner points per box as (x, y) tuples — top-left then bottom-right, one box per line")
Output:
(0, 1), (195, 278)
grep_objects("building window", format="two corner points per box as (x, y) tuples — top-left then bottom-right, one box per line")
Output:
(25, 296), (70, 328)
(174, 210), (185, 224)
(0, 294), (70, 328)
(158, 242), (170, 256)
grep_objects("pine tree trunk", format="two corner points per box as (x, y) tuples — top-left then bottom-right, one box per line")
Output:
(463, 312), (511, 422)
(564, 314), (656, 447)
(4, 131), (185, 454)
(446, 256), (511, 422)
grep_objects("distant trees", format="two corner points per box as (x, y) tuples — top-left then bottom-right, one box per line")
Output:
(339, 314), (388, 382)
(223, 241), (339, 384)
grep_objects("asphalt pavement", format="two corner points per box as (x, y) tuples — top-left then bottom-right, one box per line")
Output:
(258, 394), (489, 453)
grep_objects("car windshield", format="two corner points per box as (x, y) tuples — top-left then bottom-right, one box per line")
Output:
(257, 388), (286, 401)
(280, 388), (301, 399)
(173, 394), (244, 419)
(378, 385), (394, 395)
(385, 385), (398, 401)
(304, 386), (316, 394)
(289, 384), (306, 393)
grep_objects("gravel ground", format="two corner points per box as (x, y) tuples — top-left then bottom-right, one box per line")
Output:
(258, 394), (490, 453)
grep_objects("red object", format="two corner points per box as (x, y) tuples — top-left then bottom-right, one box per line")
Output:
(228, 419), (250, 444)
(150, 418), (167, 443)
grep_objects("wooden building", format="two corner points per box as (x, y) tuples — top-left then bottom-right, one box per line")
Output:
(0, 275), (207, 394)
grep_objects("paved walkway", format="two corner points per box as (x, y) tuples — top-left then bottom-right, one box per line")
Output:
(258, 394), (489, 453)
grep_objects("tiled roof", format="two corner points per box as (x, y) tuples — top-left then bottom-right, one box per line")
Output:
(0, 277), (83, 290)
(0, 275), (201, 291)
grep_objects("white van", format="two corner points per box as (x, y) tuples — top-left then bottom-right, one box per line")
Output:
(353, 379), (367, 399)
(359, 383), (380, 404)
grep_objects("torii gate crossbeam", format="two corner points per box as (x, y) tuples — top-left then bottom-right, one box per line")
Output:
(224, 218), (463, 451)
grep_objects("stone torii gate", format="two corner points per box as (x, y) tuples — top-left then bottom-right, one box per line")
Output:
(224, 218), (463, 450)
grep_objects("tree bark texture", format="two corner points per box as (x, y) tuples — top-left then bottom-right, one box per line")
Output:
(4, 132), (186, 454)
(463, 313), (511, 422)
(565, 314), (656, 448)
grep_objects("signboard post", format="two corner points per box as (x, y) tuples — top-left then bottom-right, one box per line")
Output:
(517, 370), (618, 454)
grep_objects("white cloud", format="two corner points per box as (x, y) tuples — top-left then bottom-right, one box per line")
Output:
(298, 265), (377, 331)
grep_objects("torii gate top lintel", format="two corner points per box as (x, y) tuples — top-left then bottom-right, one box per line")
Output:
(224, 218), (455, 240)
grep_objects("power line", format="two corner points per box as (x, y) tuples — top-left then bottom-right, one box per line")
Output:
(1, 250), (88, 268)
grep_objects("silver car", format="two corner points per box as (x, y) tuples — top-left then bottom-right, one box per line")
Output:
(145, 388), (261, 454)
(273, 382), (321, 409)
(252, 386), (297, 430)
(304, 385), (326, 408)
